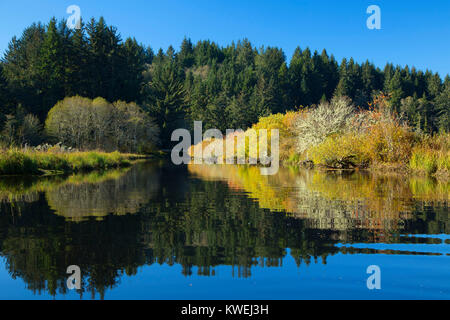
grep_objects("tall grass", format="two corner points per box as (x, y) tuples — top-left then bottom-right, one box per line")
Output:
(0, 149), (40, 175)
(409, 133), (450, 176)
(0, 149), (134, 175)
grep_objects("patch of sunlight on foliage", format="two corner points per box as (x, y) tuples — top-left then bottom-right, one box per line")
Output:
(188, 93), (447, 174)
(189, 111), (305, 163)
(308, 133), (371, 168)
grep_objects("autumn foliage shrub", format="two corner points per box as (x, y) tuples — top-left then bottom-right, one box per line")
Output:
(359, 96), (416, 164)
(308, 133), (371, 168)
(188, 93), (447, 175)
(302, 94), (416, 168)
(189, 111), (304, 163)
(246, 111), (303, 162)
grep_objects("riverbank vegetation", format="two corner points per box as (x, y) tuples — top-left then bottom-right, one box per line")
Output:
(0, 16), (448, 176)
(0, 149), (138, 175)
(190, 94), (449, 177)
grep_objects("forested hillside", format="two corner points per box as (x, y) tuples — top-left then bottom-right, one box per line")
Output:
(0, 17), (449, 149)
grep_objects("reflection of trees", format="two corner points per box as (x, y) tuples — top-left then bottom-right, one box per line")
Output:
(0, 170), (127, 204)
(140, 179), (343, 277)
(0, 162), (447, 298)
(0, 163), (161, 221)
(0, 201), (145, 299)
(188, 165), (449, 233)
(46, 163), (161, 221)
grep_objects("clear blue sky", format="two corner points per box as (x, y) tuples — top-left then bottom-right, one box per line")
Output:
(0, 0), (449, 77)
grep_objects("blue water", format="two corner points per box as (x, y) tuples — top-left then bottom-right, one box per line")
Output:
(0, 162), (448, 300)
(1, 251), (448, 300)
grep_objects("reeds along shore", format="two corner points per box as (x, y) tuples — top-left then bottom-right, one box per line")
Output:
(0, 148), (143, 175)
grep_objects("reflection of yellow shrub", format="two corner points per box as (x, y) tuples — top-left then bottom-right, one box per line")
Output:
(409, 177), (449, 200)
(189, 164), (449, 231)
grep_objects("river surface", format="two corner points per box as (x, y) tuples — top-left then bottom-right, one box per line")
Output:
(0, 161), (448, 299)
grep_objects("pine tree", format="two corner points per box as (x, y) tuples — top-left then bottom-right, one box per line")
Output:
(2, 23), (46, 117)
(67, 19), (89, 97)
(435, 76), (450, 132)
(39, 18), (65, 119)
(179, 38), (195, 68)
(145, 59), (186, 147)
(386, 68), (405, 112)
(0, 63), (11, 127)
(122, 37), (146, 102)
(426, 72), (442, 99)
(86, 17), (123, 101)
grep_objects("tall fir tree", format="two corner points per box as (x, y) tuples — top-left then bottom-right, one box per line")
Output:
(144, 58), (186, 147)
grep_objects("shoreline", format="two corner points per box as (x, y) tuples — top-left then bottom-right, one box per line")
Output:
(1, 151), (448, 181)
(287, 162), (449, 180)
(188, 156), (449, 181)
(0, 149), (160, 177)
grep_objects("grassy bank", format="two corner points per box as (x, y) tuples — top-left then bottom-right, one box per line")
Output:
(0, 149), (145, 175)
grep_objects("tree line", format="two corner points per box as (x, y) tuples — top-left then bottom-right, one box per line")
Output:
(0, 17), (448, 149)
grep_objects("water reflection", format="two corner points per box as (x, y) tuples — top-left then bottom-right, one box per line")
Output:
(0, 162), (447, 298)
(189, 165), (448, 232)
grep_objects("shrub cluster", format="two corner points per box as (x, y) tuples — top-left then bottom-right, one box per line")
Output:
(189, 93), (449, 177)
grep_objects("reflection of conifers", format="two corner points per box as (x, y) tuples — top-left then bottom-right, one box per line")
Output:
(0, 205), (146, 299)
(0, 162), (162, 298)
(188, 164), (449, 232)
(0, 170), (343, 298)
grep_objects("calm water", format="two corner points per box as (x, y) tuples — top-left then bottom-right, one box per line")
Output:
(0, 161), (448, 300)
